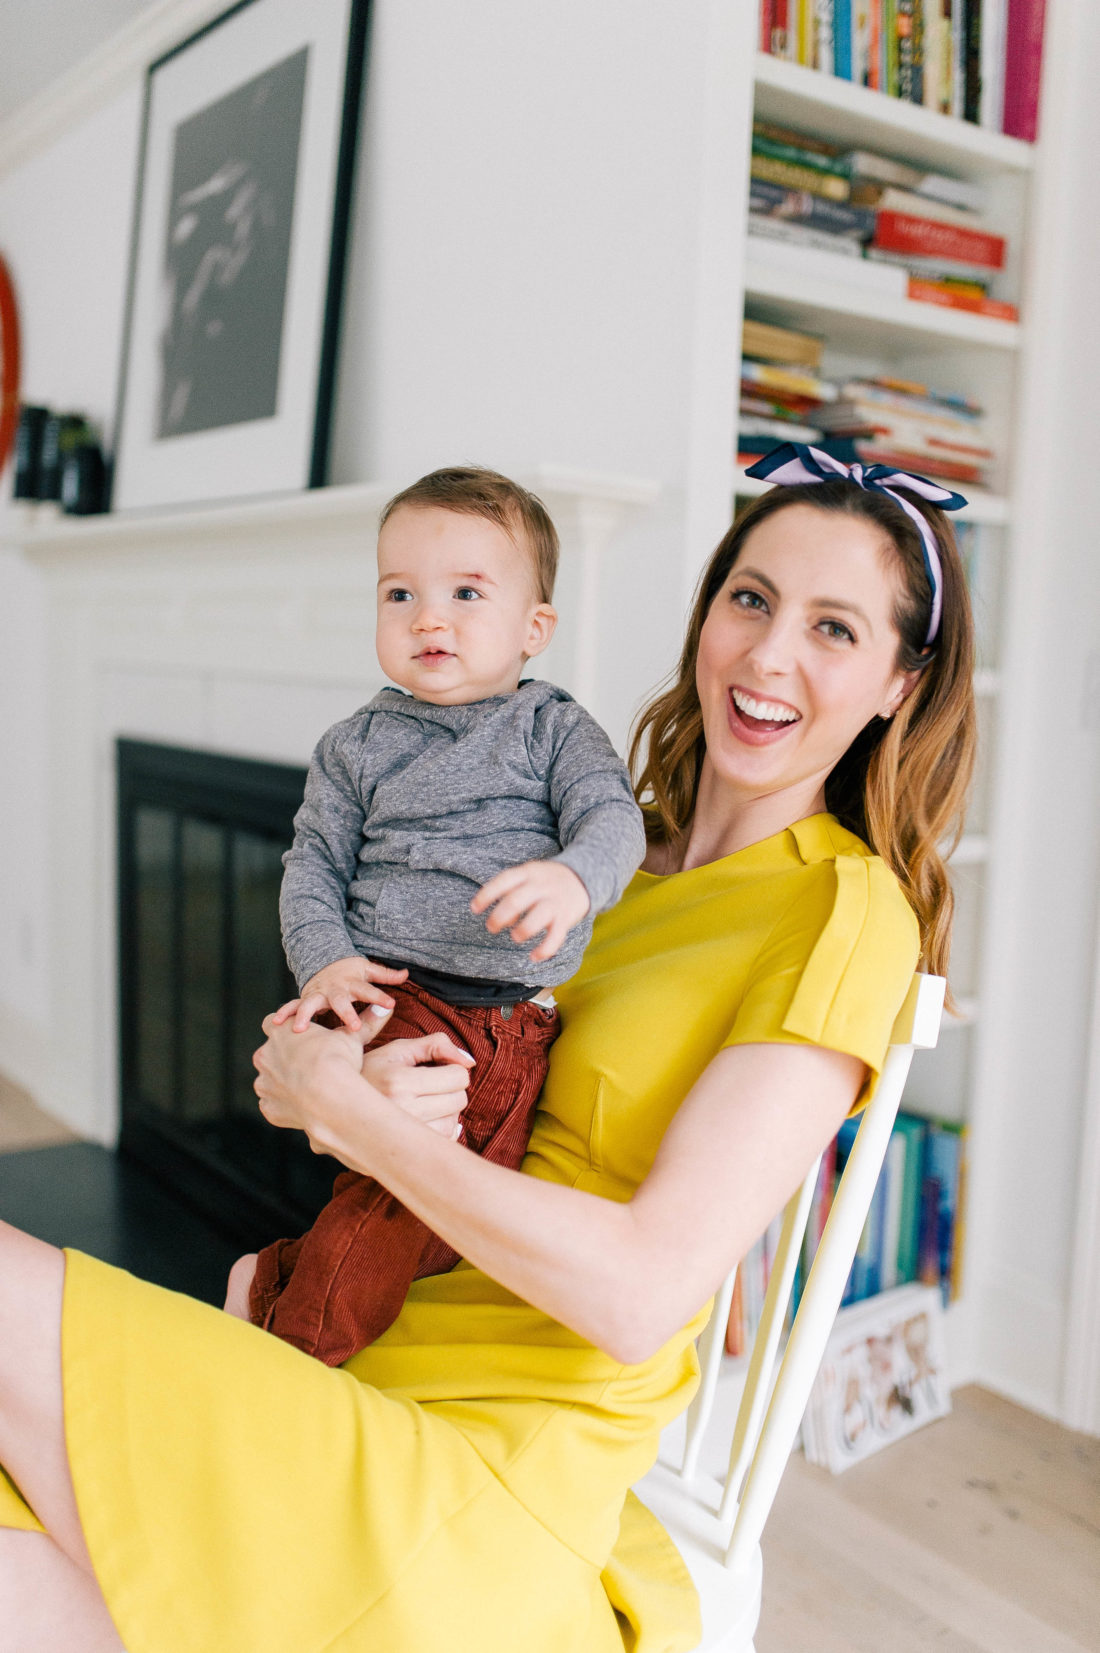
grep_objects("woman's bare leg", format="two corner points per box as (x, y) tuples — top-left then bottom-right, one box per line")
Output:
(0, 1530), (123, 1653)
(0, 1220), (95, 1569)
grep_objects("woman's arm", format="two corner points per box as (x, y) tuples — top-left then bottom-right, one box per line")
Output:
(253, 1020), (861, 1364)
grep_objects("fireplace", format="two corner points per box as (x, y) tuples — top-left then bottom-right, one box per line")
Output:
(117, 738), (339, 1244)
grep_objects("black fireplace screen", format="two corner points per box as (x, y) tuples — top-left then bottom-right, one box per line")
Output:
(117, 739), (338, 1244)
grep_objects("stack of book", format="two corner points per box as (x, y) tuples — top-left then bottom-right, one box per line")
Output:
(814, 375), (993, 483)
(747, 121), (1016, 319)
(758, 1), (1047, 142)
(726, 1110), (968, 1357)
(801, 1283), (951, 1472)
(738, 317), (837, 461)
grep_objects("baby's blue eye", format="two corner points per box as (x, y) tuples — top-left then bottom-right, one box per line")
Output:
(455, 587), (482, 601)
(387, 589), (413, 603)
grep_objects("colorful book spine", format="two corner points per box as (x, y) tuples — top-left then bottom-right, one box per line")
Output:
(815, 0), (836, 71)
(907, 279), (1019, 320)
(853, 0), (872, 83)
(749, 178), (876, 236)
(918, 1122), (965, 1301)
(868, 0), (882, 88)
(893, 1114), (928, 1283)
(897, 0), (916, 100)
(952, 0), (965, 115)
(873, 210), (1006, 268)
(750, 154), (852, 201)
(798, 0), (815, 64)
(911, 0), (925, 101)
(883, 0), (898, 95)
(963, 0), (982, 121)
(752, 133), (848, 175)
(979, 0), (1006, 130)
(1002, 0), (1047, 142)
(772, 0), (792, 57)
(834, 0), (853, 77)
(760, 0), (775, 52)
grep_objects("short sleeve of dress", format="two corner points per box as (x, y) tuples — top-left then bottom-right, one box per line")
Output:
(722, 828), (920, 1100)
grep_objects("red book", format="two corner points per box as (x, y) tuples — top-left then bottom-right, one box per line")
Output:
(874, 210), (1006, 269)
(771, 0), (790, 57)
(1003, 0), (1047, 142)
(855, 445), (984, 483)
(759, 0), (775, 51)
(907, 279), (1019, 321)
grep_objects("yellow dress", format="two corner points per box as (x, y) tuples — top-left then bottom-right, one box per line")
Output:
(0, 814), (918, 1653)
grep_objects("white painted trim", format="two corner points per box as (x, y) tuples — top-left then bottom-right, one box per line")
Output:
(1063, 899), (1100, 1434)
(957, 0), (1082, 1422)
(2, 469), (659, 563)
(0, 0), (229, 181)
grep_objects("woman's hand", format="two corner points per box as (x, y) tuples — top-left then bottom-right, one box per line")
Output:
(361, 1034), (475, 1141)
(252, 1012), (474, 1165)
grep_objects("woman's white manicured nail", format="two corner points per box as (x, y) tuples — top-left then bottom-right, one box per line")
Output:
(370, 1003), (389, 1016)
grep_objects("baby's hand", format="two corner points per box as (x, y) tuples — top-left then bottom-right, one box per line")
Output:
(271, 956), (408, 1033)
(472, 861), (590, 963)
(224, 1253), (258, 1320)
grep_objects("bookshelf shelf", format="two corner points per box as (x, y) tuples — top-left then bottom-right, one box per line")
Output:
(753, 52), (1036, 177)
(743, 260), (1021, 352)
(732, 468), (1009, 526)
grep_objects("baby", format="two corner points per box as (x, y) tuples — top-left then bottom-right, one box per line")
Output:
(226, 466), (646, 1365)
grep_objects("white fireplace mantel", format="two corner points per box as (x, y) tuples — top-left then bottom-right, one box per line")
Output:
(0, 469), (658, 1142)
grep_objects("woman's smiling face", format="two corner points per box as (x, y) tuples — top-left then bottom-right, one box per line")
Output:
(695, 503), (918, 816)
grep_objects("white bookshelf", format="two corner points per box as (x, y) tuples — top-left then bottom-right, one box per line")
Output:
(726, 46), (1035, 1380)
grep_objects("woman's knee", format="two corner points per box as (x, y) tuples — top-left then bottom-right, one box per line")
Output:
(0, 1528), (124, 1653)
(0, 1224), (65, 1413)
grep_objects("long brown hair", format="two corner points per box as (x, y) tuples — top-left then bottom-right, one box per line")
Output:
(629, 482), (976, 977)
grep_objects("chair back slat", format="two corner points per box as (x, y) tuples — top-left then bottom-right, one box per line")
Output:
(680, 1268), (737, 1479)
(718, 1155), (819, 1523)
(722, 972), (945, 1574)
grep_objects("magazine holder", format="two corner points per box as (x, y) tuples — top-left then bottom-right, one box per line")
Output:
(633, 971), (945, 1652)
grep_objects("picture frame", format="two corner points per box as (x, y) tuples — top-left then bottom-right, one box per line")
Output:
(111, 0), (370, 513)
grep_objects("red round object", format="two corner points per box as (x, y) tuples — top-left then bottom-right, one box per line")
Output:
(0, 255), (20, 476)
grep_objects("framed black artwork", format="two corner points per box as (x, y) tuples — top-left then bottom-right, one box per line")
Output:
(112, 0), (370, 512)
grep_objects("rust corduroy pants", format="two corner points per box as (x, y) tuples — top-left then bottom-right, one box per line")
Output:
(248, 980), (559, 1366)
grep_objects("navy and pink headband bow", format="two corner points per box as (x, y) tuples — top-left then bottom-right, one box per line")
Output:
(743, 442), (967, 647)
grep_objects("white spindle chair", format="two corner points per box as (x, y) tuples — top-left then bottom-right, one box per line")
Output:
(633, 972), (946, 1653)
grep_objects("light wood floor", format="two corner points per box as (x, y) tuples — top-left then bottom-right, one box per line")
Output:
(3, 1084), (1098, 1650)
(756, 1383), (1099, 1652)
(0, 1071), (76, 1151)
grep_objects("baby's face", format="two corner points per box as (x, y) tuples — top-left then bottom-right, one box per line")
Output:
(375, 505), (556, 704)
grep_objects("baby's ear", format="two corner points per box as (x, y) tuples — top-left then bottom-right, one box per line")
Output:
(525, 603), (557, 659)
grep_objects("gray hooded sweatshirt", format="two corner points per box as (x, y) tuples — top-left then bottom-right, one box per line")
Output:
(280, 681), (646, 992)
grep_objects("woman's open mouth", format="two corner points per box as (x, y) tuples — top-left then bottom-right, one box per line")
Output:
(727, 686), (802, 745)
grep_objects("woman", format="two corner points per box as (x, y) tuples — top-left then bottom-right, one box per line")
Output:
(0, 453), (975, 1652)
